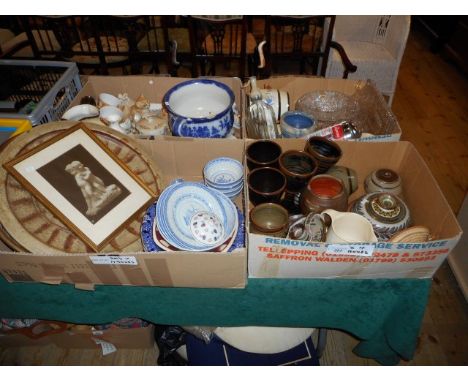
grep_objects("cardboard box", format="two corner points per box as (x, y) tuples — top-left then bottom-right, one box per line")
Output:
(68, 75), (245, 139)
(247, 139), (462, 279)
(0, 322), (154, 349)
(249, 76), (401, 142)
(0, 137), (247, 289)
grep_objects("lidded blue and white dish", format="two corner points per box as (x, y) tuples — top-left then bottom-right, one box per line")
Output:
(163, 79), (235, 138)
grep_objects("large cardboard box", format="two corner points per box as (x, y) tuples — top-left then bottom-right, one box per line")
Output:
(249, 76), (401, 142)
(69, 75), (245, 139)
(0, 322), (154, 349)
(247, 139), (463, 279)
(0, 137), (247, 289)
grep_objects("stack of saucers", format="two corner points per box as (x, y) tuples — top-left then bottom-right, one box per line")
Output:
(203, 157), (244, 200)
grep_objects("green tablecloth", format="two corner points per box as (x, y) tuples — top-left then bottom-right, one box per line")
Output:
(0, 276), (431, 365)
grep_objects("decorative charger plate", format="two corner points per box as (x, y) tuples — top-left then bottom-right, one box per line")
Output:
(155, 181), (238, 251)
(140, 202), (244, 253)
(0, 121), (163, 253)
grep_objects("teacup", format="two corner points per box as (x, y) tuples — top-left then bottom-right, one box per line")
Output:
(246, 140), (282, 170)
(99, 106), (127, 134)
(248, 167), (286, 206)
(98, 93), (122, 109)
(259, 88), (290, 121)
(321, 209), (378, 243)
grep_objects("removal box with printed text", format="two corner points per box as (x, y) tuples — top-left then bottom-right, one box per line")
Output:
(247, 139), (462, 279)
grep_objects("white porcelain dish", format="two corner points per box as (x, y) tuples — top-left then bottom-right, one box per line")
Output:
(61, 104), (99, 121)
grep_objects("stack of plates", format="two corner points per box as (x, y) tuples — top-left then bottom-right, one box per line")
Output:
(141, 181), (244, 253)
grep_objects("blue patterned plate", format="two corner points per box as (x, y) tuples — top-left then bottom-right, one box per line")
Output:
(156, 181), (237, 251)
(140, 201), (245, 253)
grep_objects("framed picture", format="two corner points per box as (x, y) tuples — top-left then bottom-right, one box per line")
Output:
(3, 123), (157, 252)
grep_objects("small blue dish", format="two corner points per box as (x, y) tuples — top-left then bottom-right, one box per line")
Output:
(280, 111), (316, 138)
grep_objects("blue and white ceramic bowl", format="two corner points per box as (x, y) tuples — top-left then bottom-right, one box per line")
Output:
(204, 157), (243, 188)
(163, 79), (235, 138)
(140, 202), (245, 253)
(156, 181), (237, 251)
(280, 111), (316, 138)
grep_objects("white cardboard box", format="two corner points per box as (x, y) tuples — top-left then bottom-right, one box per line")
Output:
(246, 139), (462, 279)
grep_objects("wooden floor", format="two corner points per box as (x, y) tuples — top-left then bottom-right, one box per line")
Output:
(0, 24), (467, 366)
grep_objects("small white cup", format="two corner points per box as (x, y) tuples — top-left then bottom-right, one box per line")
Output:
(98, 93), (123, 108)
(260, 88), (290, 121)
(322, 209), (378, 243)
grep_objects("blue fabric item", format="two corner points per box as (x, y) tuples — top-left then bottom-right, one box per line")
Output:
(186, 333), (320, 366)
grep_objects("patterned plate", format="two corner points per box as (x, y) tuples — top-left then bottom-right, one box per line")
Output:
(140, 201), (245, 253)
(0, 121), (163, 253)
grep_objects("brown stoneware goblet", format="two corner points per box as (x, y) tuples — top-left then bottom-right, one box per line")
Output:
(304, 136), (342, 174)
(248, 167), (287, 206)
(246, 140), (283, 170)
(278, 149), (318, 214)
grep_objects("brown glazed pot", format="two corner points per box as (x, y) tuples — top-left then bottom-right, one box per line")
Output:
(246, 140), (283, 170)
(304, 136), (342, 174)
(248, 166), (287, 206)
(299, 174), (348, 215)
(278, 150), (318, 192)
(249, 202), (289, 237)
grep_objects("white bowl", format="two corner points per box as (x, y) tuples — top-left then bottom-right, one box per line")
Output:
(163, 79), (235, 138)
(203, 157), (244, 187)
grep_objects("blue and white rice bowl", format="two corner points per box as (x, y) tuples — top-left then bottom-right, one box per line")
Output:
(155, 181), (238, 251)
(203, 157), (244, 199)
(163, 79), (235, 138)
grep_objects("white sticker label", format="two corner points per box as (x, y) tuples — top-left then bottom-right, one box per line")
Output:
(326, 244), (375, 257)
(89, 255), (138, 265)
(93, 338), (117, 356)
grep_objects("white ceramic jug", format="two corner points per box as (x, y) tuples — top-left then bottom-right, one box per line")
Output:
(321, 209), (378, 243)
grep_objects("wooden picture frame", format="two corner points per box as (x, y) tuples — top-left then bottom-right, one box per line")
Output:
(3, 123), (157, 252)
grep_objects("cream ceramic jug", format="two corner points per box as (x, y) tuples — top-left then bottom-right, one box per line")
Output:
(321, 209), (378, 243)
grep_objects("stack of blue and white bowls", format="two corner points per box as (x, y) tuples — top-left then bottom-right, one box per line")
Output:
(203, 157), (244, 200)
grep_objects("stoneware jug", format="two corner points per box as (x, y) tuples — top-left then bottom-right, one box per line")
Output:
(321, 209), (378, 244)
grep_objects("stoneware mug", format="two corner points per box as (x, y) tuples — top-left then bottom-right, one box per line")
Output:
(248, 167), (287, 206)
(246, 139), (283, 170)
(249, 202), (289, 237)
(321, 209), (378, 243)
